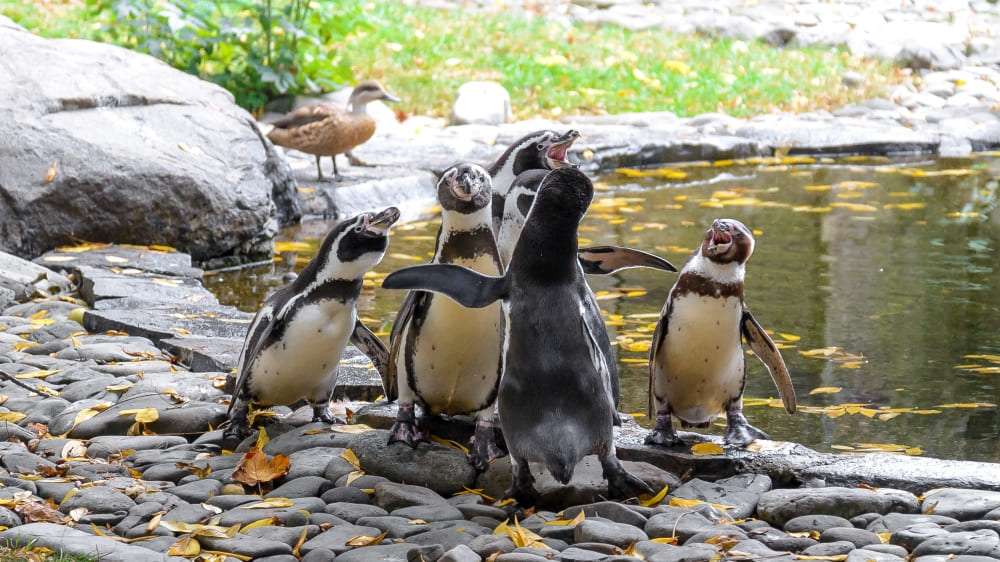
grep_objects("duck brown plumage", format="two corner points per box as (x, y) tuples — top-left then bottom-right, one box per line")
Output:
(267, 80), (400, 181)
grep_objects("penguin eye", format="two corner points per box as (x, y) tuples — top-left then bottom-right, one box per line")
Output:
(536, 143), (546, 151)
(353, 223), (365, 233)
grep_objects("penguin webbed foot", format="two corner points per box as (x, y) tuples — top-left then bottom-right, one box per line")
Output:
(467, 420), (507, 472)
(602, 456), (654, 501)
(724, 411), (768, 448)
(645, 413), (683, 447)
(507, 461), (540, 509)
(222, 421), (252, 442)
(387, 419), (429, 447)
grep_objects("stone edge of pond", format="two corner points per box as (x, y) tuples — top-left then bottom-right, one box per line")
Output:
(30, 244), (1000, 497)
(284, 111), (1000, 218)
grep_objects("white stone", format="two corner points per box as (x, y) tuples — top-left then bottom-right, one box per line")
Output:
(450, 81), (512, 126)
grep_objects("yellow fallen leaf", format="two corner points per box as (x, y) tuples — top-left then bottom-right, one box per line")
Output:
(119, 408), (159, 424)
(341, 449), (361, 471)
(640, 484), (670, 507)
(238, 498), (294, 509)
(809, 387), (842, 395)
(0, 412), (26, 423)
(690, 442), (724, 456)
(669, 498), (705, 509)
(429, 434), (469, 453)
(344, 530), (388, 547)
(239, 518), (275, 531)
(168, 536), (201, 557)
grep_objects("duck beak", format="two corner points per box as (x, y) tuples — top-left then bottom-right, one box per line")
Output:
(547, 130), (581, 169)
(381, 90), (402, 103)
(367, 206), (401, 234)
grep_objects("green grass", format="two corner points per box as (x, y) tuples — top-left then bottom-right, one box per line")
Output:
(2, 0), (907, 119)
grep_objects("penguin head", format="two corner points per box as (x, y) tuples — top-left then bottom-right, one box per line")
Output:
(438, 163), (492, 214)
(545, 129), (581, 169)
(506, 130), (558, 175)
(701, 218), (755, 265)
(310, 206), (400, 282)
(531, 167), (594, 227)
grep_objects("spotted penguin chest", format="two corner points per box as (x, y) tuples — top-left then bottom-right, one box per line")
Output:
(402, 258), (503, 415)
(250, 299), (355, 406)
(653, 294), (745, 424)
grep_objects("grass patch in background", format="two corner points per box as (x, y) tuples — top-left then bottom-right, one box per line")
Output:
(3, 0), (908, 118)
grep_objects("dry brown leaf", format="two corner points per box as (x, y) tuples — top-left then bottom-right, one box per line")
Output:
(232, 448), (289, 486)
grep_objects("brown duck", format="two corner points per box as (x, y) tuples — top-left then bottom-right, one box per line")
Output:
(267, 81), (400, 181)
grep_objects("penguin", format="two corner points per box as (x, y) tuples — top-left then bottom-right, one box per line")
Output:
(383, 167), (655, 508)
(385, 162), (506, 472)
(488, 129), (579, 235)
(225, 206), (400, 439)
(646, 218), (796, 448)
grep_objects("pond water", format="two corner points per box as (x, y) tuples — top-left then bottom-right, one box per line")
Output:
(205, 153), (1000, 463)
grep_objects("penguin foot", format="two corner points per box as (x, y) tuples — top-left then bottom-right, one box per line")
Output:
(468, 421), (506, 472)
(644, 428), (683, 447)
(388, 419), (429, 447)
(645, 413), (683, 447)
(508, 458), (540, 508)
(724, 412), (768, 448)
(602, 457), (654, 501)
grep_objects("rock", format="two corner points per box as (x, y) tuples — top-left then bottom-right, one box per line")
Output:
(562, 502), (648, 528)
(351, 430), (477, 496)
(262, 424), (357, 456)
(167, 479), (223, 503)
(0, 24), (298, 263)
(332, 543), (445, 562)
(407, 526), (481, 551)
(320, 486), (371, 505)
(58, 486), (135, 522)
(299, 523), (384, 555)
(574, 519), (649, 547)
(323, 502), (388, 523)
(645, 506), (716, 542)
(802, 541), (857, 556)
(440, 544), (481, 562)
(391, 503), (465, 523)
(0, 522), (170, 561)
(198, 534), (294, 559)
(265, 475), (333, 499)
(866, 513), (960, 533)
(910, 530), (1000, 558)
(68, 392), (226, 439)
(785, 514), (854, 533)
(670, 477), (762, 520)
(355, 515), (429, 538)
(820, 526), (883, 548)
(845, 549), (905, 562)
(0, 253), (74, 300)
(450, 81), (512, 125)
(891, 522), (952, 551)
(287, 447), (345, 480)
(373, 481), (449, 511)
(922, 489), (1000, 520)
(757, 487), (919, 528)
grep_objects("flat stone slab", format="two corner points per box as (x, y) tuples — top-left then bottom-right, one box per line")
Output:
(34, 244), (202, 278)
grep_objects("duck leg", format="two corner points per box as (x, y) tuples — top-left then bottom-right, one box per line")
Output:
(346, 150), (375, 167)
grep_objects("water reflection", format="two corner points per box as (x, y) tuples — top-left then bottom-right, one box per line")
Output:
(204, 154), (1000, 462)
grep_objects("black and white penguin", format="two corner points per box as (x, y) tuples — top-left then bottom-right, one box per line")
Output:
(385, 163), (506, 472)
(383, 168), (654, 508)
(225, 207), (400, 439)
(646, 218), (796, 448)
(487, 129), (579, 235)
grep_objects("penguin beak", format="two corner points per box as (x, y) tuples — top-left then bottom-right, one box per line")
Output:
(546, 130), (581, 169)
(366, 206), (401, 234)
(453, 173), (482, 201)
(706, 219), (733, 255)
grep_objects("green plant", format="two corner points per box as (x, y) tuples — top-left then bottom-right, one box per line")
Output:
(83, 0), (361, 111)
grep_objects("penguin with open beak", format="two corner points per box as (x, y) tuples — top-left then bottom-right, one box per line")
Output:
(225, 206), (400, 439)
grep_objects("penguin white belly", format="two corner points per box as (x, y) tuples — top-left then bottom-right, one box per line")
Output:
(655, 294), (744, 424)
(406, 254), (503, 416)
(250, 300), (354, 406)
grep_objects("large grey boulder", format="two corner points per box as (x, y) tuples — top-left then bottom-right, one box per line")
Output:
(0, 19), (299, 264)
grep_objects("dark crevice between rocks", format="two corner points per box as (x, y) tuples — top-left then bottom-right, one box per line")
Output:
(46, 94), (187, 114)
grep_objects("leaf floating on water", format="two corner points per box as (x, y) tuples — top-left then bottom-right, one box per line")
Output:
(934, 402), (996, 409)
(690, 443), (724, 456)
(616, 167), (688, 180)
(809, 387), (842, 395)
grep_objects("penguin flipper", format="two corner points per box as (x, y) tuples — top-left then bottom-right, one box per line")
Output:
(228, 302), (281, 417)
(349, 319), (391, 397)
(578, 246), (677, 274)
(741, 310), (796, 414)
(384, 289), (428, 402)
(383, 264), (507, 309)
